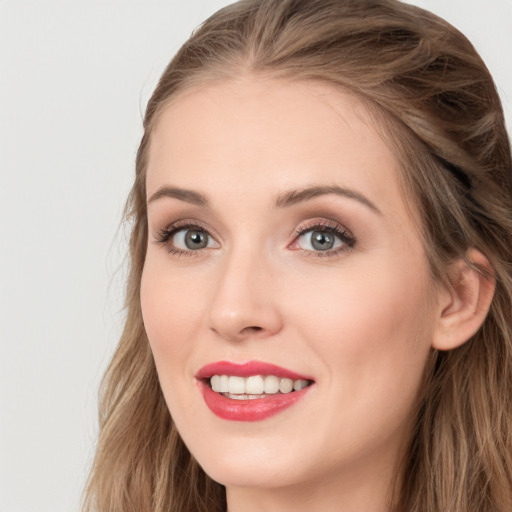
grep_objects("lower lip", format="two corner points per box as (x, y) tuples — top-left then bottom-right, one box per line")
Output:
(200, 382), (312, 422)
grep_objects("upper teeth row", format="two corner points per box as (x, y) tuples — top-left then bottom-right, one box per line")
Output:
(210, 375), (309, 395)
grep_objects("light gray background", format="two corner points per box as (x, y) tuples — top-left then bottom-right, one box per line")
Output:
(1, 1), (511, 511)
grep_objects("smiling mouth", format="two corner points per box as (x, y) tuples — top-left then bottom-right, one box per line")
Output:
(208, 374), (313, 400)
(196, 361), (315, 420)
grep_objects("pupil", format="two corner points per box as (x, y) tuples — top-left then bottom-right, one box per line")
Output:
(311, 231), (334, 251)
(185, 230), (207, 249)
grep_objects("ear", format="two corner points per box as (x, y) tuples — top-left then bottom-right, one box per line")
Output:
(432, 249), (495, 351)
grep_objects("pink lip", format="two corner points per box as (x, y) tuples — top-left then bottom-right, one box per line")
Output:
(195, 360), (314, 422)
(195, 360), (312, 380)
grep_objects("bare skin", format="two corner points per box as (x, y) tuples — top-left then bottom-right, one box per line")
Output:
(141, 77), (494, 512)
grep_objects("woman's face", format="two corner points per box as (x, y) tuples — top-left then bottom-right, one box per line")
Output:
(141, 78), (442, 497)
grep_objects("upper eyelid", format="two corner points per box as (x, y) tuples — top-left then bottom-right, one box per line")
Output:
(158, 219), (217, 237)
(165, 218), (210, 229)
(292, 219), (356, 250)
(153, 217), (355, 248)
(293, 219), (354, 237)
(152, 220), (216, 249)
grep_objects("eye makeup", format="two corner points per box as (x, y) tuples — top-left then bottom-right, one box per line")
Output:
(152, 216), (356, 259)
(153, 219), (218, 256)
(289, 219), (356, 258)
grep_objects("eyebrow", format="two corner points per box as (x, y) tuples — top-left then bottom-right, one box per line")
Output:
(275, 185), (381, 214)
(147, 186), (208, 206)
(147, 184), (380, 214)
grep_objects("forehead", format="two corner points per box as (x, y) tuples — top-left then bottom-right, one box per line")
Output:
(146, 77), (413, 227)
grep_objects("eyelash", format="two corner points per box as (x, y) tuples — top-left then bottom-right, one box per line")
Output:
(154, 220), (213, 257)
(292, 220), (356, 258)
(153, 219), (356, 257)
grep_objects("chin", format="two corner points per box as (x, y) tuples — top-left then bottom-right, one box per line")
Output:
(198, 453), (305, 490)
(176, 420), (312, 490)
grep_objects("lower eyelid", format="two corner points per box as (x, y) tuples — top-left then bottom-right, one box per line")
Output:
(297, 248), (347, 258)
(154, 220), (354, 257)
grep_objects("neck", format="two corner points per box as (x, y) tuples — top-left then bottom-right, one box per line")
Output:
(225, 447), (403, 512)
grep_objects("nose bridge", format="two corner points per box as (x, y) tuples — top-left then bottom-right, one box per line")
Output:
(208, 240), (282, 341)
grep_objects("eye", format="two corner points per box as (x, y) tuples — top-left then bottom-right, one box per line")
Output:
(298, 229), (342, 251)
(154, 222), (219, 255)
(291, 222), (355, 255)
(173, 228), (215, 250)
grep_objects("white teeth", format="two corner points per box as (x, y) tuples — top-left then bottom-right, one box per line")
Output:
(211, 375), (220, 392)
(264, 375), (279, 394)
(209, 374), (311, 396)
(293, 379), (308, 391)
(228, 376), (245, 394)
(219, 375), (229, 393)
(246, 375), (264, 394)
(279, 378), (294, 393)
(226, 393), (266, 400)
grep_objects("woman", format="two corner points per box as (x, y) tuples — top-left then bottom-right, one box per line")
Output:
(83, 0), (512, 511)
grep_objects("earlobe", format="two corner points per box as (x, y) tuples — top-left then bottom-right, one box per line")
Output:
(432, 249), (495, 351)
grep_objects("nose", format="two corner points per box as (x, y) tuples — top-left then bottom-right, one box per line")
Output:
(208, 248), (283, 343)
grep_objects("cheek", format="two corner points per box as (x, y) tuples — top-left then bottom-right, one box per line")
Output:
(140, 260), (220, 441)
(289, 256), (435, 412)
(292, 257), (433, 345)
(140, 261), (202, 374)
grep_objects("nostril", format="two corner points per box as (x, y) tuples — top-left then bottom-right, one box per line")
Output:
(241, 326), (263, 335)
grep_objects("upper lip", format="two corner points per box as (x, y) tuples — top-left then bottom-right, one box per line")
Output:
(195, 360), (314, 381)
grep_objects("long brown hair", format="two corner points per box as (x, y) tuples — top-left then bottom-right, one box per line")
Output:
(83, 1), (512, 510)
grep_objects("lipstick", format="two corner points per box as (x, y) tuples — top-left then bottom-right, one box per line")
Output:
(196, 360), (314, 422)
